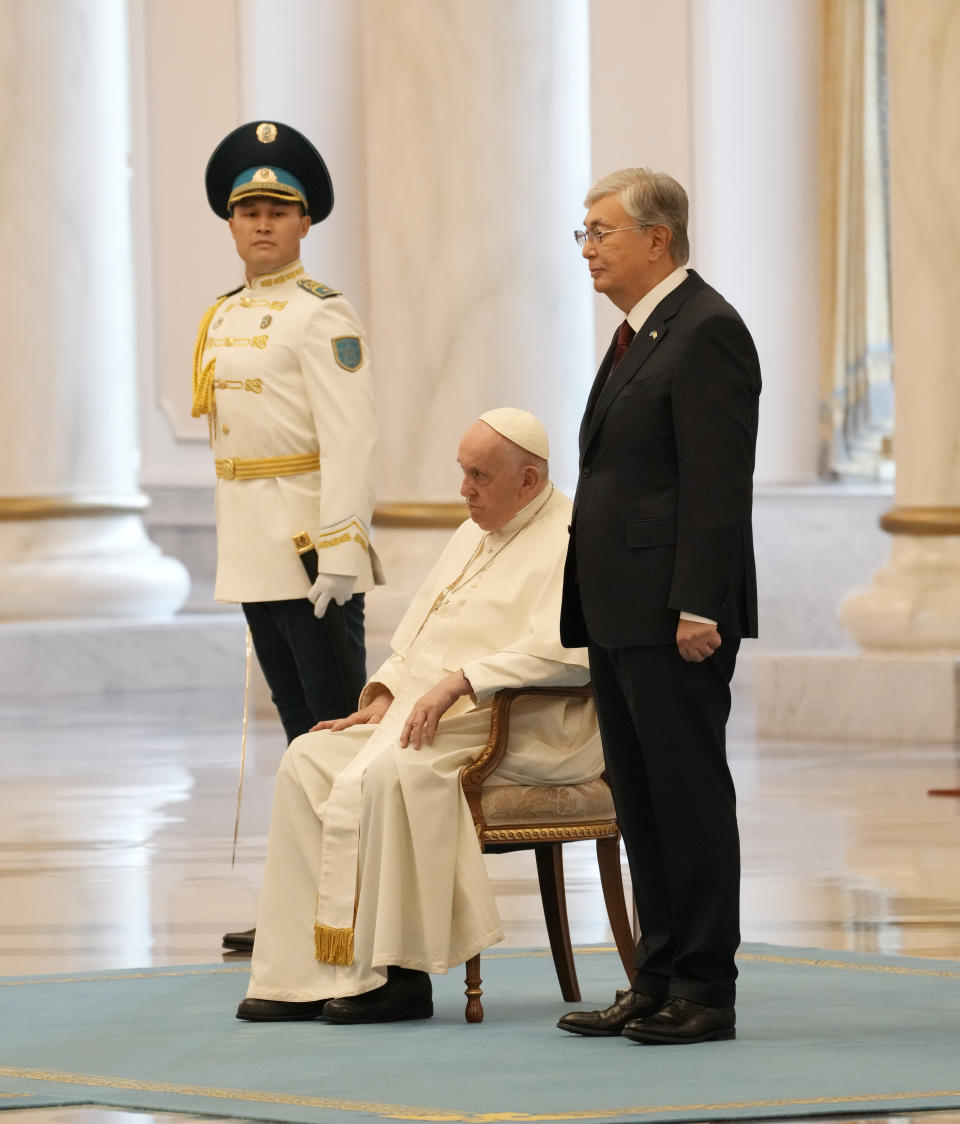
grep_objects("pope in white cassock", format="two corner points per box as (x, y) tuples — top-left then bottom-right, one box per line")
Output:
(237, 408), (604, 1024)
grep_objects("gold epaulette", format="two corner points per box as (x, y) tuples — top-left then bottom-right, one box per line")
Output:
(298, 279), (341, 300)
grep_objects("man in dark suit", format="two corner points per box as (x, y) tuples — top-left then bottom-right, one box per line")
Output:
(557, 168), (760, 1045)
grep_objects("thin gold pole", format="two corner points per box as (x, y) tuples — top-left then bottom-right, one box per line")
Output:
(231, 628), (254, 870)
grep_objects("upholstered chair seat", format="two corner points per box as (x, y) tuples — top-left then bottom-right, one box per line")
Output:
(480, 777), (617, 829)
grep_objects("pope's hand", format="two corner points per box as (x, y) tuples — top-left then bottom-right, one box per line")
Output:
(310, 689), (393, 733)
(401, 670), (473, 750)
(307, 572), (356, 619)
(676, 618), (722, 662)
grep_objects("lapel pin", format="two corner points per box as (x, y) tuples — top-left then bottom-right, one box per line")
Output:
(649, 330), (659, 340)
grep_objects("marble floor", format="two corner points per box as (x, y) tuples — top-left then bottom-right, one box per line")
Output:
(1, 684), (959, 1124)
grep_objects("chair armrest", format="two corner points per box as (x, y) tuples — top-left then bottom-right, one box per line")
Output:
(460, 685), (594, 837)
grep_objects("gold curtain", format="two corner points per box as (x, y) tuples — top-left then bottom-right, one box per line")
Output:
(819, 0), (893, 479)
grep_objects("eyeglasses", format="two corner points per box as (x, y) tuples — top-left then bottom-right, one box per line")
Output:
(573, 224), (654, 246)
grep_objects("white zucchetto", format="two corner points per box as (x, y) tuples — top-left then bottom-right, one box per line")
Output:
(478, 408), (549, 460)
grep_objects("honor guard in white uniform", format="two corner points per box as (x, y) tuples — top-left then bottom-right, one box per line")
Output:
(194, 121), (382, 952)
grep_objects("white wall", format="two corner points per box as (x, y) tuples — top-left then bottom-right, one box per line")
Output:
(588, 0), (694, 360)
(238, 0), (369, 325)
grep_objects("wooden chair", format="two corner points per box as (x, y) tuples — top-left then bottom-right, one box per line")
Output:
(459, 684), (634, 1022)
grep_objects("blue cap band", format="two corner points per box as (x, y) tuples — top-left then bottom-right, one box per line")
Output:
(228, 166), (308, 207)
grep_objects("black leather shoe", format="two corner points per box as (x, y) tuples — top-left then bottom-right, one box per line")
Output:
(556, 989), (664, 1037)
(622, 996), (736, 1044)
(222, 927), (255, 952)
(236, 997), (329, 1021)
(323, 968), (433, 1024)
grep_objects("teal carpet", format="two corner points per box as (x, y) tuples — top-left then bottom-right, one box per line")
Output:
(2, 943), (960, 1124)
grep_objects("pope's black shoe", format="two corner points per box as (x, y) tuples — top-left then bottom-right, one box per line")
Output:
(222, 927), (255, 952)
(322, 967), (433, 1024)
(236, 997), (329, 1021)
(622, 996), (736, 1044)
(556, 989), (664, 1037)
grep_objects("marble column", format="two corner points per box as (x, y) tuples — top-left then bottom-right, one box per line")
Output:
(690, 0), (822, 485)
(756, 0), (960, 741)
(349, 0), (593, 656)
(0, 0), (188, 620)
(838, 0), (960, 651)
(360, 0), (593, 505)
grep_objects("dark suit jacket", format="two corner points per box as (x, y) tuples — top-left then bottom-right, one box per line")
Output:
(561, 269), (761, 650)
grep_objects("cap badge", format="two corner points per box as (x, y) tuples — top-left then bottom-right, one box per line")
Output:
(254, 167), (278, 183)
(256, 122), (278, 143)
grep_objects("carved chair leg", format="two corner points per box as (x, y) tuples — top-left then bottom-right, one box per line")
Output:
(597, 834), (635, 980)
(535, 843), (580, 1002)
(464, 953), (484, 1022)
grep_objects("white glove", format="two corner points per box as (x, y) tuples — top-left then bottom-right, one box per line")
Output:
(307, 572), (356, 619)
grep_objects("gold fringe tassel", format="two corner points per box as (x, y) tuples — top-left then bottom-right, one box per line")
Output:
(314, 923), (355, 966)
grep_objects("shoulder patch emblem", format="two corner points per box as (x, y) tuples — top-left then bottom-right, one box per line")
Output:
(298, 279), (341, 300)
(332, 336), (363, 371)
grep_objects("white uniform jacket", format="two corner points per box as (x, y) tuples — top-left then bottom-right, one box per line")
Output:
(195, 259), (381, 603)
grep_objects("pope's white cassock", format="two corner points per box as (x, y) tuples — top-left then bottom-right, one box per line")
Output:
(246, 483), (603, 1002)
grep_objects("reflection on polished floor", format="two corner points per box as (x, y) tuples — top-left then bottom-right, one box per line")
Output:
(1, 685), (959, 1124)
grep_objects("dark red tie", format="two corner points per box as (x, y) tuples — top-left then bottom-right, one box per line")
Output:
(613, 319), (635, 367)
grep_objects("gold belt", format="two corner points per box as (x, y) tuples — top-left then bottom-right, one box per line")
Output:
(215, 452), (321, 481)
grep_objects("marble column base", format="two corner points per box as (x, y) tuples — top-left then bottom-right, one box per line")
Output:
(0, 612), (248, 698)
(0, 516), (190, 621)
(754, 651), (960, 742)
(839, 536), (960, 650)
